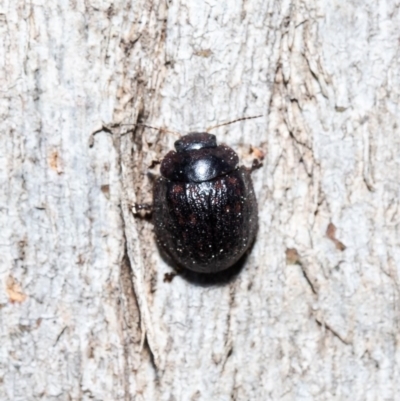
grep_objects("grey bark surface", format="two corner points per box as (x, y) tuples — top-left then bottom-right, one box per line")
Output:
(1, 1), (400, 400)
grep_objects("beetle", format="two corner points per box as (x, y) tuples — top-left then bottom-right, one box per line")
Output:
(136, 118), (261, 274)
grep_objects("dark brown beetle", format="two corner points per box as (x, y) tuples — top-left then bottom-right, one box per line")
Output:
(136, 118), (261, 273)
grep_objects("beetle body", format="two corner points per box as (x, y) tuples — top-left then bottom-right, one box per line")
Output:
(153, 133), (258, 273)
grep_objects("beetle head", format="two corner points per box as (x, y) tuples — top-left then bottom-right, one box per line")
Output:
(174, 133), (217, 152)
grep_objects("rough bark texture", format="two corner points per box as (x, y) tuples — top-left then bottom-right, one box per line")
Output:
(1, 1), (400, 400)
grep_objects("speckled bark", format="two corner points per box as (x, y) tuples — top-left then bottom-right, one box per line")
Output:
(1, 1), (400, 400)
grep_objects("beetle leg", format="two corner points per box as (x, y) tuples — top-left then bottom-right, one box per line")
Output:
(133, 202), (153, 215)
(250, 158), (263, 172)
(148, 159), (161, 168)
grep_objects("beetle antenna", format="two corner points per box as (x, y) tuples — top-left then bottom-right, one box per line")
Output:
(206, 115), (263, 132)
(118, 123), (181, 137)
(136, 124), (181, 137)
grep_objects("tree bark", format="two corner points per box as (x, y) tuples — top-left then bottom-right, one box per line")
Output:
(1, 1), (400, 400)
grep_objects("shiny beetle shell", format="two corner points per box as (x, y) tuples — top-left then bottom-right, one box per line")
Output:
(153, 132), (258, 273)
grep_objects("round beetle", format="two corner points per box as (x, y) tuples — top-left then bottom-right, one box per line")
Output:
(147, 128), (260, 274)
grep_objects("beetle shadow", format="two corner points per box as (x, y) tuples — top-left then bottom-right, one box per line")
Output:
(157, 240), (255, 287)
(180, 254), (249, 286)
